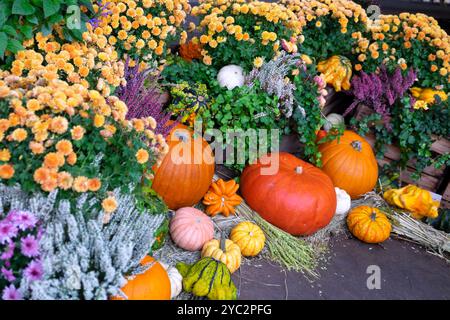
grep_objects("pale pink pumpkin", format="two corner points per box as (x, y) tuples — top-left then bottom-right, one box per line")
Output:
(170, 207), (214, 251)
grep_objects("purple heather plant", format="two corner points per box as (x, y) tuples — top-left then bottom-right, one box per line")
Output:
(0, 210), (43, 300)
(117, 59), (176, 138)
(89, 1), (112, 29)
(344, 65), (417, 129)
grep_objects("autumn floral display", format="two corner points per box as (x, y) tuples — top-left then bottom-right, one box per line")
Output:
(0, 0), (449, 301)
(361, 13), (450, 91)
(9, 25), (126, 98)
(0, 52), (168, 205)
(91, 0), (191, 69)
(191, 0), (302, 70)
(281, 0), (369, 62)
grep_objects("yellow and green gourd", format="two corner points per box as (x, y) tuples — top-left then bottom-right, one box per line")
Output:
(176, 257), (238, 300)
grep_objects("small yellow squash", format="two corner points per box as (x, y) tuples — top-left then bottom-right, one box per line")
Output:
(201, 238), (241, 273)
(383, 185), (439, 219)
(230, 222), (265, 257)
(317, 55), (352, 92)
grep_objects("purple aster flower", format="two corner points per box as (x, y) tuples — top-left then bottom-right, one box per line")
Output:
(0, 241), (15, 260)
(1, 267), (15, 282)
(0, 222), (17, 244)
(21, 235), (39, 258)
(2, 284), (22, 300)
(9, 210), (38, 231)
(24, 260), (44, 281)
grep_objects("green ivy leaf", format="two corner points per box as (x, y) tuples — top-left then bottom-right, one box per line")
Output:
(19, 24), (33, 39)
(6, 38), (24, 53)
(43, 0), (60, 18)
(1, 25), (17, 37)
(12, 0), (36, 15)
(0, 32), (7, 59)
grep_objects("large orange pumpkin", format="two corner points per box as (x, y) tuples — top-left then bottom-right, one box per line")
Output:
(240, 152), (337, 236)
(319, 130), (378, 199)
(152, 123), (215, 209)
(112, 256), (171, 300)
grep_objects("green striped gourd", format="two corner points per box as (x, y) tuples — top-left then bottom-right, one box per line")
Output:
(176, 257), (237, 300)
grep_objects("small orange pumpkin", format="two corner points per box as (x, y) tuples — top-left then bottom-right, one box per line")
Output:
(111, 256), (171, 300)
(347, 206), (392, 244)
(203, 179), (243, 217)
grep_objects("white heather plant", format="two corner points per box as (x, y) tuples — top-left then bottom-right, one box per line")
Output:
(0, 184), (165, 300)
(245, 52), (301, 118)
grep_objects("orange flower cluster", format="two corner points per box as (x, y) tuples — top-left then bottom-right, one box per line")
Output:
(191, 0), (301, 66)
(0, 51), (168, 197)
(93, 0), (191, 69)
(362, 13), (450, 88)
(16, 26), (126, 97)
(281, 0), (368, 34)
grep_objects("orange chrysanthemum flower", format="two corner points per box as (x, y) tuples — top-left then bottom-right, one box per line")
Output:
(67, 152), (77, 166)
(0, 149), (11, 162)
(57, 171), (74, 190)
(50, 116), (69, 134)
(87, 178), (102, 192)
(11, 128), (28, 142)
(29, 141), (45, 154)
(71, 125), (85, 141)
(135, 148), (149, 164)
(55, 139), (73, 156)
(33, 167), (50, 184)
(0, 164), (14, 179)
(43, 152), (65, 169)
(72, 176), (89, 193)
(102, 196), (118, 213)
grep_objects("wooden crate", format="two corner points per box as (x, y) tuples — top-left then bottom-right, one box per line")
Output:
(354, 104), (450, 208)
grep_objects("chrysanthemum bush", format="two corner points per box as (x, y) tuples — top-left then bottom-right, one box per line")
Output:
(9, 24), (126, 98)
(360, 13), (450, 90)
(191, 0), (302, 70)
(0, 210), (42, 300)
(92, 0), (191, 69)
(281, 0), (369, 63)
(0, 56), (168, 206)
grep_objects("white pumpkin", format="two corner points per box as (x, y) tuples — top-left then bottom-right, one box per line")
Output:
(325, 113), (345, 128)
(217, 65), (245, 90)
(161, 262), (183, 299)
(335, 187), (351, 215)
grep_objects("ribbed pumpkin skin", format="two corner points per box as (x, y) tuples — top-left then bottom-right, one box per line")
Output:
(347, 206), (391, 243)
(230, 222), (265, 257)
(152, 124), (215, 209)
(112, 256), (171, 300)
(170, 207), (214, 251)
(201, 239), (241, 273)
(319, 130), (378, 199)
(240, 152), (337, 236)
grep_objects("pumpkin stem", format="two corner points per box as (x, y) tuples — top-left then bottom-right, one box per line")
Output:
(370, 211), (377, 221)
(295, 166), (303, 174)
(351, 140), (362, 152)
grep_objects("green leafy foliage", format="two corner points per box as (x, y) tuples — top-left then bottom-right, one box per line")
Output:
(351, 96), (450, 180)
(0, 0), (94, 61)
(292, 65), (342, 167)
(201, 82), (289, 172)
(161, 56), (218, 87)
